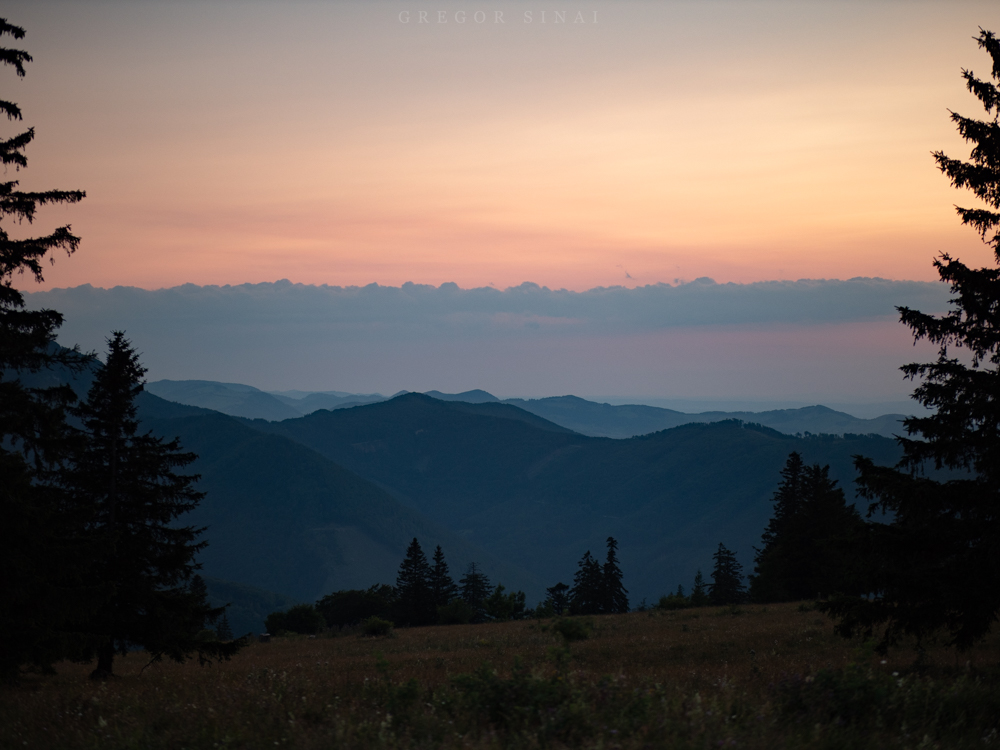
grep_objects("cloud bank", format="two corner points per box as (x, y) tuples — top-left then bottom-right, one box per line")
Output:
(29, 277), (949, 335)
(24, 278), (949, 401)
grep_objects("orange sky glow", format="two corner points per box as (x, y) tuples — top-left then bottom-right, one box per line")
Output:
(6, 0), (997, 293)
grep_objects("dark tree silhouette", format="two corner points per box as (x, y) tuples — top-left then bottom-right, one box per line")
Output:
(751, 453), (867, 602)
(569, 550), (604, 614)
(429, 544), (458, 610)
(395, 538), (434, 626)
(316, 584), (396, 629)
(459, 562), (492, 623)
(709, 543), (745, 605)
(546, 582), (570, 615)
(823, 30), (1000, 652)
(0, 17), (87, 682)
(265, 604), (325, 636)
(216, 611), (233, 642)
(65, 333), (237, 679)
(757, 452), (805, 555)
(484, 584), (527, 622)
(459, 562), (491, 622)
(602, 536), (629, 613)
(690, 571), (709, 607)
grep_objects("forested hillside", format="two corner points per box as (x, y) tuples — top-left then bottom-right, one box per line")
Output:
(138, 403), (540, 604)
(249, 393), (903, 602)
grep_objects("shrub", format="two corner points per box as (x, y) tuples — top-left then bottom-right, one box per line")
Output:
(550, 617), (591, 643)
(656, 593), (691, 611)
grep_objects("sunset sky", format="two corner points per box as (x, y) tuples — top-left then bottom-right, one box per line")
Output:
(8, 1), (1000, 404)
(8, 0), (998, 291)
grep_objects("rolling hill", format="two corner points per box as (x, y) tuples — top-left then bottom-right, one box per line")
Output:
(249, 393), (904, 603)
(138, 403), (542, 604)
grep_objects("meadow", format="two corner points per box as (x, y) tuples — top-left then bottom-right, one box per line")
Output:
(3, 603), (998, 749)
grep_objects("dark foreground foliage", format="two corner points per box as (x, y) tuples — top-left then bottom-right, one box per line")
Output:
(4, 603), (998, 749)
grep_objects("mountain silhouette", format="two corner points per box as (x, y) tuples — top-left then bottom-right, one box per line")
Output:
(247, 393), (903, 600)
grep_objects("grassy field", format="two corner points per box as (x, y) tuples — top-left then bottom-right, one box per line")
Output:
(3, 603), (999, 749)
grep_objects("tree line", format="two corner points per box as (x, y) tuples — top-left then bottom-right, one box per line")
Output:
(265, 536), (630, 634)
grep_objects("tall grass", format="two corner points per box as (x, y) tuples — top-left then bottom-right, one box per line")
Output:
(3, 603), (998, 748)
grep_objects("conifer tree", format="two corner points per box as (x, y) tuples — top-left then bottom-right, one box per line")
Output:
(65, 333), (237, 679)
(484, 584), (527, 621)
(395, 538), (433, 626)
(757, 452), (805, 555)
(824, 29), (1000, 651)
(752, 453), (866, 603)
(459, 562), (492, 623)
(709, 543), (745, 605)
(569, 550), (604, 614)
(429, 544), (458, 610)
(690, 570), (709, 607)
(546, 582), (570, 615)
(602, 536), (630, 613)
(216, 611), (233, 642)
(0, 17), (87, 682)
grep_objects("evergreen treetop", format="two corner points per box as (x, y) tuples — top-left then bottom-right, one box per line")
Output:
(824, 29), (1000, 652)
(0, 18), (88, 681)
(602, 536), (629, 614)
(690, 570), (709, 607)
(709, 543), (745, 606)
(752, 453), (866, 603)
(429, 544), (458, 609)
(395, 538), (434, 626)
(459, 562), (492, 623)
(546, 582), (570, 615)
(569, 550), (603, 615)
(65, 333), (237, 678)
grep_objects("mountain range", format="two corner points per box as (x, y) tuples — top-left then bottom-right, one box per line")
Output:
(146, 380), (910, 438)
(25, 358), (909, 629)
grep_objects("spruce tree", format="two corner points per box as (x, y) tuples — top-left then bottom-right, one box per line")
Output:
(709, 543), (745, 605)
(757, 452), (805, 555)
(65, 333), (236, 679)
(394, 538), (433, 626)
(690, 570), (709, 607)
(752, 454), (866, 603)
(459, 562), (492, 623)
(0, 17), (88, 682)
(602, 536), (629, 613)
(569, 550), (604, 614)
(823, 30), (1000, 651)
(429, 545), (458, 610)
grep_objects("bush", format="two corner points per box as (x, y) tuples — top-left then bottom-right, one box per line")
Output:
(550, 617), (591, 643)
(484, 584), (527, 622)
(655, 593), (691, 611)
(361, 616), (394, 637)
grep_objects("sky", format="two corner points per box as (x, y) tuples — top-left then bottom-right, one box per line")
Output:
(7, 1), (1000, 406)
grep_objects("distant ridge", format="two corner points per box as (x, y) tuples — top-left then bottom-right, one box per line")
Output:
(148, 378), (910, 438)
(424, 389), (499, 403)
(146, 380), (303, 421)
(503, 396), (909, 439)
